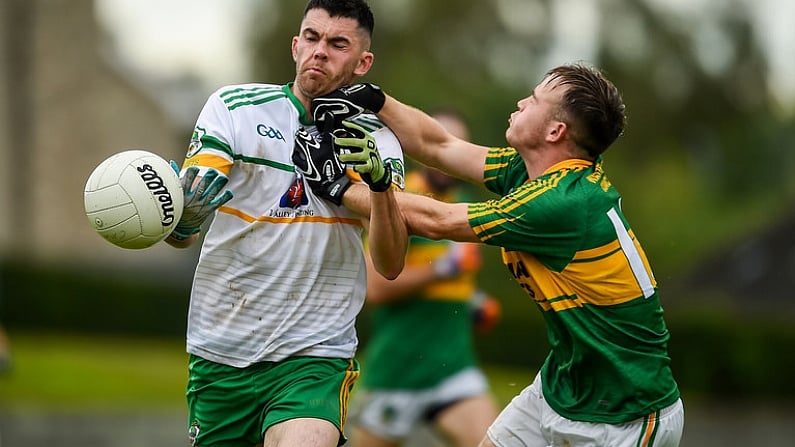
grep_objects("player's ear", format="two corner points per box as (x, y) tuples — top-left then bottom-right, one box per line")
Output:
(291, 36), (299, 61)
(353, 51), (374, 77)
(546, 121), (567, 144)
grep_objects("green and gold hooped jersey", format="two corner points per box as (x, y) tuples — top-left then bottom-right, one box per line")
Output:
(469, 147), (679, 424)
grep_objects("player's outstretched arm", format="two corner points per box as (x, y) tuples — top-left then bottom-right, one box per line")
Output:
(344, 188), (477, 244)
(377, 95), (488, 185)
(312, 85), (489, 185)
(396, 192), (478, 243)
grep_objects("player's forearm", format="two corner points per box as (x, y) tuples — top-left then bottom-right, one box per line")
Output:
(343, 184), (407, 280)
(378, 95), (451, 167)
(367, 188), (407, 280)
(378, 96), (487, 185)
(342, 183), (372, 218)
(394, 192), (479, 243)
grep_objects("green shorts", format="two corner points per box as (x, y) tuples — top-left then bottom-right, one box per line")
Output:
(186, 354), (360, 447)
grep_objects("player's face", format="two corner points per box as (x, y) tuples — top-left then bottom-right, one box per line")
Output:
(423, 167), (459, 193)
(506, 76), (564, 150)
(292, 9), (374, 107)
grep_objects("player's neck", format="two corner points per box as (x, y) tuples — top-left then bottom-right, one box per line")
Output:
(521, 145), (567, 180)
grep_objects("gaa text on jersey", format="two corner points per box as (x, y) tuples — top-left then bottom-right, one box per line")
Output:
(257, 124), (285, 141)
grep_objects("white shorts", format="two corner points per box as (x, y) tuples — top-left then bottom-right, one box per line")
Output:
(487, 374), (684, 447)
(351, 367), (490, 440)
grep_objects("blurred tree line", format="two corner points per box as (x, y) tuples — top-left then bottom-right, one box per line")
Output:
(242, 0), (795, 397)
(4, 0), (794, 400)
(249, 0), (795, 279)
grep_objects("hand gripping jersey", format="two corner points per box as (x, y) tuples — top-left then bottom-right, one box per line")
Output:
(182, 83), (404, 367)
(468, 147), (679, 424)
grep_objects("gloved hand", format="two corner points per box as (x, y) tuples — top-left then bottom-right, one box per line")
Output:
(311, 83), (386, 128)
(432, 243), (482, 279)
(292, 116), (351, 205)
(334, 121), (391, 192)
(469, 290), (502, 334)
(170, 161), (234, 240)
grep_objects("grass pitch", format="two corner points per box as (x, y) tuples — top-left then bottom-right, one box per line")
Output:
(0, 332), (187, 410)
(0, 332), (533, 411)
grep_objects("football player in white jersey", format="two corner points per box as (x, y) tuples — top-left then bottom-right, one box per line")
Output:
(164, 1), (407, 446)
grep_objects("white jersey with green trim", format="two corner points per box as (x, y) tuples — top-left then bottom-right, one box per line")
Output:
(182, 83), (404, 367)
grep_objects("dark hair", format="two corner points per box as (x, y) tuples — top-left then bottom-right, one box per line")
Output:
(546, 63), (625, 158)
(304, 0), (375, 37)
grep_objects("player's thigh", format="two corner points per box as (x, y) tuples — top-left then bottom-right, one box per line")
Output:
(261, 357), (360, 445)
(264, 417), (340, 447)
(486, 378), (546, 447)
(349, 389), (427, 441)
(186, 355), (262, 446)
(348, 425), (402, 447)
(431, 368), (498, 445)
(435, 394), (500, 447)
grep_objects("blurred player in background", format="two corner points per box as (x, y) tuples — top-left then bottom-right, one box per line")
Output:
(164, 1), (406, 446)
(348, 111), (501, 447)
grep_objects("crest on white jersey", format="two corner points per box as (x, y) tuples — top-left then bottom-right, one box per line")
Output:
(187, 127), (206, 158)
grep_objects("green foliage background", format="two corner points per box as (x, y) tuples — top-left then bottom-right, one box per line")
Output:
(248, 0), (795, 400)
(249, 0), (795, 279)
(4, 0), (795, 405)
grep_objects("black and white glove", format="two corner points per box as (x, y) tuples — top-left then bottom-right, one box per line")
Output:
(292, 117), (351, 205)
(311, 83), (386, 128)
(170, 162), (234, 240)
(334, 121), (391, 192)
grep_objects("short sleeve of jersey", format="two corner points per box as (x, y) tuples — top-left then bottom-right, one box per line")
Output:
(182, 86), (247, 175)
(482, 147), (529, 196)
(468, 148), (585, 271)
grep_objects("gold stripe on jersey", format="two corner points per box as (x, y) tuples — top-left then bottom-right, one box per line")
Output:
(401, 237), (477, 301)
(183, 153), (234, 175)
(483, 147), (513, 183)
(502, 237), (657, 311)
(470, 171), (567, 243)
(218, 206), (363, 227)
(424, 280), (477, 301)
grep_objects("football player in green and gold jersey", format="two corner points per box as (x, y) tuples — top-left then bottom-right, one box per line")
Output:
(303, 63), (684, 447)
(350, 111), (500, 447)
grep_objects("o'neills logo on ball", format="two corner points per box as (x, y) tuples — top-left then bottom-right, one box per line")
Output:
(137, 164), (177, 226)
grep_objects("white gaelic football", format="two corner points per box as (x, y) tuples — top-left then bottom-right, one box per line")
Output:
(84, 150), (184, 249)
